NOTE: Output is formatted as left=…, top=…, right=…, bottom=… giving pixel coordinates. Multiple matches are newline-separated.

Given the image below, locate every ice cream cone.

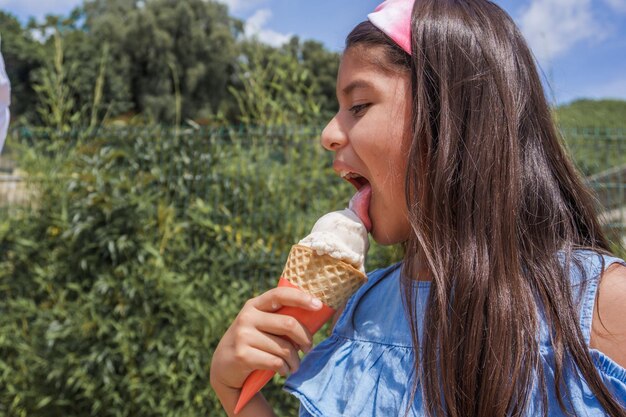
left=233, top=245, right=367, bottom=414
left=282, top=245, right=367, bottom=309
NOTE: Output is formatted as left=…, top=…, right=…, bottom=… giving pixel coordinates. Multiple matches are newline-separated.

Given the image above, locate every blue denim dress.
left=284, top=250, right=626, bottom=416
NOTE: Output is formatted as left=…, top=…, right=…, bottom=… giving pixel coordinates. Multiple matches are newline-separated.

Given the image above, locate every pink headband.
left=367, top=0, right=415, bottom=55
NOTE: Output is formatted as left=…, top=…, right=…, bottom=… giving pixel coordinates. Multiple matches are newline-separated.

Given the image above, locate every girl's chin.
left=370, top=219, right=411, bottom=245
left=371, top=227, right=403, bottom=246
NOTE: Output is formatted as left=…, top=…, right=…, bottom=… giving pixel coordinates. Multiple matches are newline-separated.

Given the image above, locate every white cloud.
left=244, top=9, right=291, bottom=47
left=245, top=8, right=272, bottom=32
left=518, top=0, right=606, bottom=64
left=215, top=0, right=291, bottom=46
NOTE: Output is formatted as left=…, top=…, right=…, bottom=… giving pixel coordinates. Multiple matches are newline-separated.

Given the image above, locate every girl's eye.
left=348, top=103, right=370, bottom=117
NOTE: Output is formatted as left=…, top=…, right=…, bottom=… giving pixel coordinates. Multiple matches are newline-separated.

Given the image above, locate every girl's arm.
left=590, top=263, right=626, bottom=368
left=210, top=287, right=322, bottom=416
left=210, top=383, right=277, bottom=417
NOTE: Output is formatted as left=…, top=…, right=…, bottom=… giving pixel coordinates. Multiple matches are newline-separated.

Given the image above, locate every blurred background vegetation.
left=0, top=0, right=339, bottom=128
left=0, top=0, right=625, bottom=416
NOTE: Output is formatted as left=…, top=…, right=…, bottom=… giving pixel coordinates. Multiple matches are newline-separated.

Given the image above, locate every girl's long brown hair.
left=347, top=1, right=626, bottom=416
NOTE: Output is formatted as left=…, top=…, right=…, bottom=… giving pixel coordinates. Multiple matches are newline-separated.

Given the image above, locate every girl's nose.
left=321, top=115, right=347, bottom=151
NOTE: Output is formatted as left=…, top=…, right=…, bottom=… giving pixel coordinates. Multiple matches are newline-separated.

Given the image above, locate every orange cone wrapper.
left=234, top=278, right=335, bottom=414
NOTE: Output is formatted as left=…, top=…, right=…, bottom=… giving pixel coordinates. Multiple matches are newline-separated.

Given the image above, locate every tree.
left=24, top=9, right=133, bottom=127
left=81, top=0, right=241, bottom=124
left=31, top=29, right=82, bottom=132
left=1, top=0, right=342, bottom=126
left=228, top=37, right=339, bottom=126
left=284, top=37, right=340, bottom=118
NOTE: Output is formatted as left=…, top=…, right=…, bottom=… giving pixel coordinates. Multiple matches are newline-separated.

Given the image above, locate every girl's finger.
left=252, top=287, right=323, bottom=312
left=248, top=332, right=301, bottom=374
left=253, top=310, right=314, bottom=351
left=235, top=346, right=290, bottom=376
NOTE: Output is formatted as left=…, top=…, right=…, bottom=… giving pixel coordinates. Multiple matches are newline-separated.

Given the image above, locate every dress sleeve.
left=579, top=254, right=626, bottom=397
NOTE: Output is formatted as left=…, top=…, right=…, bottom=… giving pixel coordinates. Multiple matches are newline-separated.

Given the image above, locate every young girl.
left=210, top=0, right=626, bottom=415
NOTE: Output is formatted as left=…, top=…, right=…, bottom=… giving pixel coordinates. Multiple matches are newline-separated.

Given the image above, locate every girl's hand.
left=210, top=287, right=323, bottom=391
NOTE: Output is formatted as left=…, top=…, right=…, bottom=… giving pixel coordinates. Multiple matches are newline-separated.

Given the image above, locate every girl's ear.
left=590, top=263, right=626, bottom=368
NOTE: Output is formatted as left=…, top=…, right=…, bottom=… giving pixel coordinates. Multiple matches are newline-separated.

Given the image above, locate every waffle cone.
left=281, top=244, right=367, bottom=309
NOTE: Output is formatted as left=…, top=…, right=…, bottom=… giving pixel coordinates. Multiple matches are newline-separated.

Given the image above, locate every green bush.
left=0, top=127, right=400, bottom=416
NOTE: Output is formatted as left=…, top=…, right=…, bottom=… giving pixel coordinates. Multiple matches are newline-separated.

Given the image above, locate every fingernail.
left=311, top=298, right=323, bottom=308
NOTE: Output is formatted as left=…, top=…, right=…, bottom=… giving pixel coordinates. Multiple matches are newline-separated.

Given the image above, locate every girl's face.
left=321, top=47, right=412, bottom=245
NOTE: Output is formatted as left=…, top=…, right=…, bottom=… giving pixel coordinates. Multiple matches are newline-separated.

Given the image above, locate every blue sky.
left=1, top=0, right=625, bottom=105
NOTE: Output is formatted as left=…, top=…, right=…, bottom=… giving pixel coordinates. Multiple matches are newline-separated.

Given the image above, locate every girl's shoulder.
left=569, top=249, right=626, bottom=381
left=562, top=249, right=626, bottom=344
left=562, top=248, right=624, bottom=285
left=531, top=249, right=626, bottom=416
left=590, top=259, right=626, bottom=359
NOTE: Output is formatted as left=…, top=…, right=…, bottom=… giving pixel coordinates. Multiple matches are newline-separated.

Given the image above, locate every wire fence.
left=1, top=126, right=626, bottom=249
left=0, top=126, right=357, bottom=286
left=564, top=128, right=626, bottom=247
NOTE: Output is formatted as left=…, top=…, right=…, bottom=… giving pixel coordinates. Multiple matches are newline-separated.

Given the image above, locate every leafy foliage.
left=32, top=30, right=82, bottom=132
left=0, top=127, right=400, bottom=416
left=230, top=41, right=322, bottom=126
left=553, top=100, right=626, bottom=177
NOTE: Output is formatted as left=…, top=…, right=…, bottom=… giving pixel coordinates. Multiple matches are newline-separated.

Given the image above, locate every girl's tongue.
left=349, top=183, right=372, bottom=232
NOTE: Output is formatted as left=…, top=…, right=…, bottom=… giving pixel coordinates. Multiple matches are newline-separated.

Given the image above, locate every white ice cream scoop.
left=298, top=208, right=370, bottom=273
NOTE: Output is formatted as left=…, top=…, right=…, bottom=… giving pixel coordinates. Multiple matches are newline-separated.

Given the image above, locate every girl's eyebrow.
left=341, top=79, right=374, bottom=97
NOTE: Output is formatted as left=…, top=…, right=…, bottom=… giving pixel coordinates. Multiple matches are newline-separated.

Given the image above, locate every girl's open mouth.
left=343, top=172, right=370, bottom=191
left=342, top=172, right=372, bottom=232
